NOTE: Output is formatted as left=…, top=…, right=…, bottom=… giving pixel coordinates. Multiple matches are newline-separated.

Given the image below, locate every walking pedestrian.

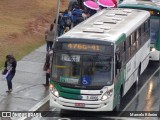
left=43, top=50, right=52, bottom=87
left=63, top=9, right=72, bottom=29
left=68, top=0, right=78, bottom=11
left=71, top=5, right=83, bottom=26
left=45, top=24, right=55, bottom=51
left=2, top=55, right=17, bottom=92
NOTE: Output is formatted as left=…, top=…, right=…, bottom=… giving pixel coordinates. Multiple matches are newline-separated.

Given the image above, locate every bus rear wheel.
left=135, top=66, right=141, bottom=86
left=135, top=73, right=139, bottom=86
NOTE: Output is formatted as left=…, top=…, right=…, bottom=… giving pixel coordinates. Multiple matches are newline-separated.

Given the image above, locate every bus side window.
left=145, top=20, right=149, bottom=30
left=141, top=23, right=145, bottom=45
left=136, top=29, right=140, bottom=49
left=138, top=27, right=141, bottom=47
left=121, top=41, right=126, bottom=65
left=128, top=37, right=132, bottom=58
left=144, top=20, right=149, bottom=42
left=126, top=37, right=130, bottom=61
left=146, top=19, right=150, bottom=40
left=148, top=19, right=150, bottom=28
left=118, top=42, right=126, bottom=66
left=136, top=29, right=139, bottom=40
left=115, top=51, right=122, bottom=70
left=131, top=32, right=137, bottom=55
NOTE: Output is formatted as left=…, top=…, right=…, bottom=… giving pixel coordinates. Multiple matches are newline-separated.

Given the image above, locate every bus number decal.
left=67, top=43, right=101, bottom=51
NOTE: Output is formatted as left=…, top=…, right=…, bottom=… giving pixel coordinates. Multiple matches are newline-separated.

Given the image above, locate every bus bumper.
left=50, top=93, right=113, bottom=111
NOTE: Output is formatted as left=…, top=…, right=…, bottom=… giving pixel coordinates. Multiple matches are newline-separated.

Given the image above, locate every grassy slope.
left=0, top=0, right=69, bottom=68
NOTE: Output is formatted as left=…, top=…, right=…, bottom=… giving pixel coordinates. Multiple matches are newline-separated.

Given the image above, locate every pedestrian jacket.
left=72, top=8, right=83, bottom=23
left=45, top=28, right=55, bottom=42
left=4, top=60, right=17, bottom=74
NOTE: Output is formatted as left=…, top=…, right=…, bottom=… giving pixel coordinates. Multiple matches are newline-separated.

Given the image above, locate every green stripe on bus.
left=50, top=80, right=81, bottom=95
left=61, top=87, right=81, bottom=94
left=115, top=33, right=126, bottom=45
left=60, top=92, right=80, bottom=99
left=50, top=80, right=61, bottom=91
left=113, top=66, right=126, bottom=108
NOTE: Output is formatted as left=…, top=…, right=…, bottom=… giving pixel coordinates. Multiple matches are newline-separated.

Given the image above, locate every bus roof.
left=118, top=0, right=160, bottom=11
left=59, top=8, right=150, bottom=43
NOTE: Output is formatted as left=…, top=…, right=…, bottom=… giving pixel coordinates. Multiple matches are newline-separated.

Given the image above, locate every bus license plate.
left=87, top=95, right=98, bottom=100
left=75, top=103, right=85, bottom=107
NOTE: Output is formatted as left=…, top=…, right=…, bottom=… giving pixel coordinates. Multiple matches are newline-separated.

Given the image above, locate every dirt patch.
left=24, top=0, right=69, bottom=34
left=0, top=0, right=69, bottom=68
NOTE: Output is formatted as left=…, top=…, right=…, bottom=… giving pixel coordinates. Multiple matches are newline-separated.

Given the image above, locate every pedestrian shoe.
left=6, top=89, right=12, bottom=92
left=43, top=84, right=49, bottom=87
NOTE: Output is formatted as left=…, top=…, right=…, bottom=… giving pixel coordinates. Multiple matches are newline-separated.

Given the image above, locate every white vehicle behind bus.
left=118, top=0, right=160, bottom=61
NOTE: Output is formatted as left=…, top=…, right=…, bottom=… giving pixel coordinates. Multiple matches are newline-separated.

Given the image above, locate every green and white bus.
left=50, top=8, right=150, bottom=111
left=118, top=0, right=160, bottom=61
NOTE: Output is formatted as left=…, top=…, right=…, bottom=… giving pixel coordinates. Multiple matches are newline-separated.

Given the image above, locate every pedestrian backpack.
left=63, top=16, right=72, bottom=26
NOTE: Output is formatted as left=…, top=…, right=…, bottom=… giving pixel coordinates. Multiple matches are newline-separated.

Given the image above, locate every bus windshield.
left=150, top=19, right=160, bottom=44
left=51, top=52, right=113, bottom=87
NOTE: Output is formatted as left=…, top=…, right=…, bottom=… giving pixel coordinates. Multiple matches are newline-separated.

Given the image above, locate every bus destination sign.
left=62, top=43, right=106, bottom=52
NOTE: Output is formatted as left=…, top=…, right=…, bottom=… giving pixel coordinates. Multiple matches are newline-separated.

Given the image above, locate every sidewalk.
left=0, top=44, right=49, bottom=111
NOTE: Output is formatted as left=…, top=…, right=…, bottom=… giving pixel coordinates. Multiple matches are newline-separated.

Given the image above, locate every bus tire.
left=135, top=72, right=139, bottom=86
left=135, top=65, right=141, bottom=86
left=60, top=109, right=67, bottom=115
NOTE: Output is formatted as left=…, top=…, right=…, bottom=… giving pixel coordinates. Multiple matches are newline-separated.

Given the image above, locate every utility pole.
left=53, top=0, right=60, bottom=45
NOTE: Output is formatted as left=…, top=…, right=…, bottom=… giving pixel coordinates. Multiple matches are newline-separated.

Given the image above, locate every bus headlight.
left=50, top=84, right=59, bottom=97
left=101, top=89, right=113, bottom=101
left=151, top=48, right=156, bottom=51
